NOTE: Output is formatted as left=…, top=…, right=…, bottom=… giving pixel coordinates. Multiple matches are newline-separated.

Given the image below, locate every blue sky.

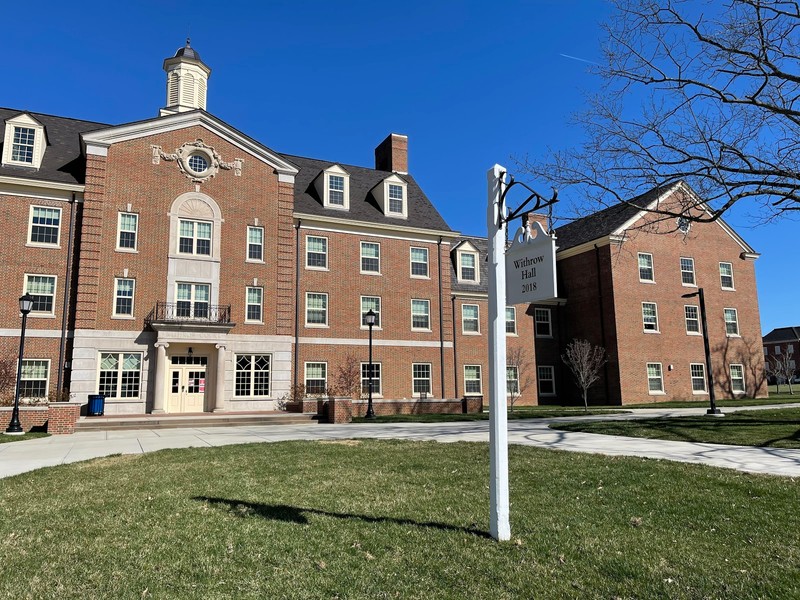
left=3, top=0, right=794, bottom=334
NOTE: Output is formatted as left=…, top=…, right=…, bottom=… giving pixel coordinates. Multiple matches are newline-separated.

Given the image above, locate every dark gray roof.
left=172, top=39, right=204, bottom=63
left=554, top=186, right=667, bottom=252
left=763, top=327, right=800, bottom=343
left=450, top=236, right=489, bottom=294
left=0, top=107, right=108, bottom=185
left=283, top=153, right=453, bottom=233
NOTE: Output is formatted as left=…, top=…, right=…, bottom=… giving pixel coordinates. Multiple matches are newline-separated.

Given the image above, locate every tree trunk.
left=583, top=388, right=588, bottom=412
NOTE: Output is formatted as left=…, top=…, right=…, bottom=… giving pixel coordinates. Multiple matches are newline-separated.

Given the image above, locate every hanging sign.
left=505, top=221, right=557, bottom=304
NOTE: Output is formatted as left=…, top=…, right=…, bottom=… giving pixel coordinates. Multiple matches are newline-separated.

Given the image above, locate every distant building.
left=762, top=327, right=799, bottom=380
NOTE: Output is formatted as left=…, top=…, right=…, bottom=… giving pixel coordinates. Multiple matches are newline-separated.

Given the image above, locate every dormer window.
left=454, top=241, right=481, bottom=284
left=388, top=184, right=404, bottom=214
left=315, top=166, right=350, bottom=210
left=2, top=114, right=46, bottom=169
left=372, top=174, right=408, bottom=218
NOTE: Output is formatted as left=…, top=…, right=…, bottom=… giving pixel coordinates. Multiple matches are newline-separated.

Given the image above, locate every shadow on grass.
left=193, top=496, right=492, bottom=539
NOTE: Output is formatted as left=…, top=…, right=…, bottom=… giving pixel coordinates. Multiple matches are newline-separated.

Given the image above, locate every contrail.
left=559, top=53, right=599, bottom=65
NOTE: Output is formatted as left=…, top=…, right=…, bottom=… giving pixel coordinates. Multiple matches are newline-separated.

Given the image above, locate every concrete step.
left=75, top=411, right=318, bottom=431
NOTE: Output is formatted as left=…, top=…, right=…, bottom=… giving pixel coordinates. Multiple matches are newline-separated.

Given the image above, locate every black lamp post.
left=5, top=293, right=34, bottom=435
left=365, top=309, right=377, bottom=419
left=682, top=288, right=722, bottom=416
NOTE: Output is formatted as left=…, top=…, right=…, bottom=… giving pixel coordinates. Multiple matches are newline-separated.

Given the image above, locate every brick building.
left=0, top=42, right=766, bottom=415
left=762, top=327, right=799, bottom=382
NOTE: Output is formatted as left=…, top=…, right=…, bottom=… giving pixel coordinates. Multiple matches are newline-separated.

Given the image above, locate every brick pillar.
left=48, top=402, right=82, bottom=435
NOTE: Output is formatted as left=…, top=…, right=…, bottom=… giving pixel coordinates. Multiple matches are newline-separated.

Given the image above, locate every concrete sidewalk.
left=1, top=405, right=799, bottom=480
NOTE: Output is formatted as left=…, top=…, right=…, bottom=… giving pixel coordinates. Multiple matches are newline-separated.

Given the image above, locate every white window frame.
left=19, top=359, right=50, bottom=400
left=719, top=262, right=735, bottom=290
left=323, top=168, right=350, bottom=210
left=2, top=115, right=45, bottom=168
left=376, top=176, right=408, bottom=218
left=245, top=286, right=263, bottom=323
left=730, top=363, right=745, bottom=393
left=537, top=365, right=556, bottom=396
left=724, top=308, right=740, bottom=337
left=647, top=362, right=665, bottom=394
left=411, top=299, right=431, bottom=331
left=305, top=292, right=328, bottom=327
left=361, top=296, right=381, bottom=329
left=462, top=304, right=480, bottom=334
left=360, top=362, right=382, bottom=397
left=775, top=345, right=781, bottom=354
left=464, top=365, right=483, bottom=396
left=28, top=206, right=62, bottom=248
left=306, top=235, right=328, bottom=270
left=116, top=212, right=139, bottom=252
left=360, top=241, right=381, bottom=274
left=410, top=247, right=429, bottom=278
left=175, top=282, right=210, bottom=319
left=680, top=257, right=696, bottom=286
left=24, top=274, right=57, bottom=317
left=412, top=363, right=432, bottom=397
left=638, top=253, right=654, bottom=282
left=234, top=354, right=272, bottom=398
left=97, top=353, right=142, bottom=400
left=387, top=183, right=405, bottom=216
left=690, top=363, right=707, bottom=393
left=304, top=362, right=328, bottom=396
left=247, top=226, right=264, bottom=262
left=178, top=219, right=212, bottom=256
left=505, top=307, right=517, bottom=335
left=506, top=365, right=520, bottom=395
left=534, top=308, right=552, bottom=337
left=113, top=278, right=135, bottom=318
left=684, top=305, right=700, bottom=335
left=642, top=302, right=659, bottom=332
left=458, top=251, right=479, bottom=283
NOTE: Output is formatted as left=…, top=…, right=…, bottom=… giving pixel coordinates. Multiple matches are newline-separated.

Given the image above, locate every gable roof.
left=285, top=153, right=452, bottom=233
left=0, top=107, right=108, bottom=185
left=450, top=235, right=489, bottom=294
left=763, top=327, right=800, bottom=343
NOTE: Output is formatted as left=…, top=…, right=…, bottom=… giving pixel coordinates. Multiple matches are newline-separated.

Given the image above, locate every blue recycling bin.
left=87, top=394, right=105, bottom=416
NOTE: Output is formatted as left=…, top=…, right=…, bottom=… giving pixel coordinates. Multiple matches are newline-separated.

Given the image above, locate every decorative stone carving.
left=149, top=139, right=243, bottom=183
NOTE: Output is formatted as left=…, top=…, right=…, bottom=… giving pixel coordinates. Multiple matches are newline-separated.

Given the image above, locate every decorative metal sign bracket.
left=497, top=171, right=558, bottom=228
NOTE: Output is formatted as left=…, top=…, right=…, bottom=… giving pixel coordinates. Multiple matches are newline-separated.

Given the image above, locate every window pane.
left=638, top=253, right=653, bottom=280
left=31, top=207, right=60, bottom=244
left=361, top=297, right=381, bottom=327
left=505, top=307, right=517, bottom=334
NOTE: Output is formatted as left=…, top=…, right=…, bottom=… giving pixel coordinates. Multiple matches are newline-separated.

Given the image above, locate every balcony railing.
left=145, top=302, right=232, bottom=326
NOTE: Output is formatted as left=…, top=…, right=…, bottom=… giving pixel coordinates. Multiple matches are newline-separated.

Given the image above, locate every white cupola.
left=160, top=39, right=211, bottom=116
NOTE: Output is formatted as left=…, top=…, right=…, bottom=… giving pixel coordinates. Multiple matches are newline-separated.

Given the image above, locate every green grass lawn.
left=355, top=406, right=625, bottom=423
left=0, top=431, right=49, bottom=444
left=623, top=392, right=800, bottom=409
left=552, top=407, right=800, bottom=449
left=1, top=441, right=798, bottom=599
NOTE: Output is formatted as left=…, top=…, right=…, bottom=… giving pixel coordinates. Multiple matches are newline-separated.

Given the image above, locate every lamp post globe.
left=365, top=309, right=377, bottom=419
left=5, top=293, right=34, bottom=435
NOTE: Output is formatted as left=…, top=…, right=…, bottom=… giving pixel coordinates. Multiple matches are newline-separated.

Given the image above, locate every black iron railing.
left=145, top=302, right=231, bottom=325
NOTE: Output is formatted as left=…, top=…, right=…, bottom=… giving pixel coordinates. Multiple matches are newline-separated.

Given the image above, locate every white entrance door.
left=167, top=356, right=208, bottom=413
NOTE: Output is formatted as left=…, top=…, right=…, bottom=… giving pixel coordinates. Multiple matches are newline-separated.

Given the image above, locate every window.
left=361, top=296, right=381, bottom=327
left=724, top=308, right=739, bottom=336
left=114, top=278, right=135, bottom=317
left=537, top=366, right=555, bottom=396
left=98, top=353, right=141, bottom=399
left=117, top=213, right=138, bottom=250
left=306, top=236, right=328, bottom=269
left=719, top=262, right=734, bottom=289
left=411, top=299, right=430, bottom=330
left=764, top=346, right=768, bottom=356
left=12, top=126, right=35, bottom=163
left=642, top=302, right=659, bottom=332
left=361, top=362, right=382, bottom=396
left=534, top=308, right=552, bottom=337
left=789, top=344, right=795, bottom=354
left=775, top=345, right=781, bottom=354
left=246, top=287, right=263, bottom=323
left=507, top=366, right=520, bottom=395
left=684, top=305, right=700, bottom=334
left=25, top=275, right=56, bottom=315
left=647, top=363, right=664, bottom=393
left=187, top=154, right=209, bottom=174
left=306, top=292, right=328, bottom=326
left=176, top=283, right=210, bottom=319
left=235, top=354, right=271, bottom=397
left=388, top=184, right=404, bottom=214
left=680, top=257, right=696, bottom=286
left=361, top=242, right=380, bottom=273
left=328, top=174, right=345, bottom=206
left=322, top=169, right=350, bottom=209
left=638, top=253, right=654, bottom=282
left=690, top=363, right=707, bottom=393
left=505, top=307, right=517, bottom=335
left=464, top=365, right=482, bottom=395
left=247, top=226, right=264, bottom=261
left=29, top=206, right=61, bottom=246
left=410, top=247, right=429, bottom=278
left=460, top=252, right=477, bottom=281
left=412, top=363, right=432, bottom=396
left=19, top=359, right=49, bottom=399
left=178, top=219, right=212, bottom=255
left=730, top=364, right=745, bottom=393
left=462, top=304, right=479, bottom=333
left=304, top=362, right=327, bottom=395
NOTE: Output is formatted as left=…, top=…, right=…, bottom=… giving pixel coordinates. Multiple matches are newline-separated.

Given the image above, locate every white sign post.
left=487, top=164, right=510, bottom=541
left=505, top=221, right=558, bottom=305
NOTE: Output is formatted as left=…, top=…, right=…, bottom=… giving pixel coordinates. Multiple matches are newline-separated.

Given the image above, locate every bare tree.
left=0, top=356, right=17, bottom=406
left=328, top=353, right=362, bottom=399
left=522, top=0, right=800, bottom=223
left=767, top=349, right=795, bottom=394
left=506, top=346, right=534, bottom=413
left=562, top=339, right=607, bottom=411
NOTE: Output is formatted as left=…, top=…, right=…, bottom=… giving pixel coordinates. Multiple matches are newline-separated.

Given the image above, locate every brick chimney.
left=375, top=133, right=408, bottom=174
left=523, top=212, right=550, bottom=234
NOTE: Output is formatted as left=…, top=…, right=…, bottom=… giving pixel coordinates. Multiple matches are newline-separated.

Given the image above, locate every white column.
left=152, top=342, right=169, bottom=414
left=487, top=164, right=510, bottom=541
left=213, top=344, right=226, bottom=412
